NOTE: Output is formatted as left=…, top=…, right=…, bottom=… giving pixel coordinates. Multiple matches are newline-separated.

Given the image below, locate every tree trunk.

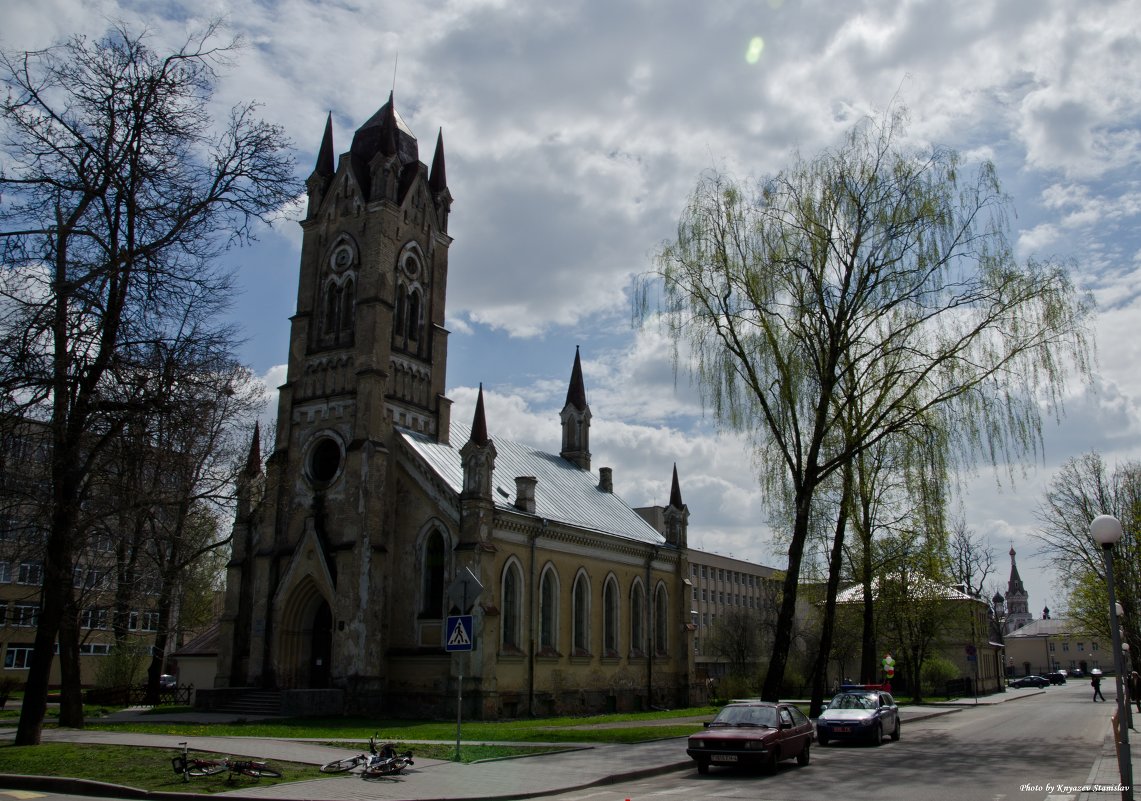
left=809, top=472, right=851, bottom=717
left=57, top=591, right=84, bottom=728
left=760, top=484, right=815, bottom=701
left=15, top=499, right=77, bottom=744
left=860, top=544, right=877, bottom=683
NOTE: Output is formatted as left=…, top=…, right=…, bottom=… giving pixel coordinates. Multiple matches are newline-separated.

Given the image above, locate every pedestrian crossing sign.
left=446, top=615, right=474, bottom=651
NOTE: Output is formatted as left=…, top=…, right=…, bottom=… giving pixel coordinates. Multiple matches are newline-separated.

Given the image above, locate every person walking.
left=1129, top=671, right=1141, bottom=713
left=1092, top=672, right=1106, bottom=702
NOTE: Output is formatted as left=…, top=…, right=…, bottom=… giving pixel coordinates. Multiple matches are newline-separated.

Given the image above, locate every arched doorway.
left=309, top=600, right=333, bottom=688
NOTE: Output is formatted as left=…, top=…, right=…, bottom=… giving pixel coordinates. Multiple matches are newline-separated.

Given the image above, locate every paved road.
left=1, top=685, right=1136, bottom=801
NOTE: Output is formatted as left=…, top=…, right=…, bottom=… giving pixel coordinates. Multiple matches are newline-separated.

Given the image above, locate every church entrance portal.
left=309, top=600, right=332, bottom=688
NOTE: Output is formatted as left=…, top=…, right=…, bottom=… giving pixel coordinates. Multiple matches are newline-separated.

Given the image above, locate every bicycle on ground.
left=172, top=742, right=283, bottom=782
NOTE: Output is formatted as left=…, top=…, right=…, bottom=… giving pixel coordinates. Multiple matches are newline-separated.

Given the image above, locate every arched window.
left=572, top=571, right=590, bottom=656
left=502, top=560, right=523, bottom=651
left=630, top=581, right=645, bottom=657
left=406, top=289, right=421, bottom=342
left=603, top=576, right=619, bottom=657
left=324, top=283, right=340, bottom=336
left=539, top=566, right=559, bottom=653
left=420, top=531, right=446, bottom=618
left=394, top=284, right=407, bottom=337
left=341, top=278, right=355, bottom=333
left=654, top=583, right=668, bottom=655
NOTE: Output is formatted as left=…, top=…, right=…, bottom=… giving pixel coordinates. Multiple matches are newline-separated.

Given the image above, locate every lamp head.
left=1090, top=514, right=1124, bottom=547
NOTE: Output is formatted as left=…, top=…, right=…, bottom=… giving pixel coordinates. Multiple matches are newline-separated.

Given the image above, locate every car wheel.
left=870, top=723, right=883, bottom=747
left=890, top=719, right=901, bottom=742
left=763, top=747, right=780, bottom=774
left=818, top=733, right=830, bottom=747
left=797, top=741, right=810, bottom=766
left=697, top=759, right=709, bottom=775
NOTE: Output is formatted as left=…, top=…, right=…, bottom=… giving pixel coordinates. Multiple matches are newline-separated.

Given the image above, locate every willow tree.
left=0, top=25, right=296, bottom=743
left=638, top=106, right=1093, bottom=701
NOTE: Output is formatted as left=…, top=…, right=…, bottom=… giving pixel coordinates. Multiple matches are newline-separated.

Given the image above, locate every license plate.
left=834, top=726, right=850, bottom=733
left=711, top=755, right=738, bottom=763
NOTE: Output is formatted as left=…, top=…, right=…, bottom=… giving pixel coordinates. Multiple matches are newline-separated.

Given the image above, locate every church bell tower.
left=218, top=93, right=454, bottom=694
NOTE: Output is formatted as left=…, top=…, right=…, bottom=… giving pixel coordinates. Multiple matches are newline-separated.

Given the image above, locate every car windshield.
left=710, top=706, right=778, bottom=727
left=829, top=694, right=875, bottom=710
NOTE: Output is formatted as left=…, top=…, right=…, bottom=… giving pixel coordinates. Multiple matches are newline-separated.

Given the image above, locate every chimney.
left=514, top=476, right=537, bottom=513
left=598, top=467, right=613, bottom=493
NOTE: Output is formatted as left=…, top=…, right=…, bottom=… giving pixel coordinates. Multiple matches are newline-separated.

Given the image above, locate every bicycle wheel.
left=188, top=761, right=227, bottom=777
left=241, top=763, right=283, bottom=779
left=320, top=756, right=361, bottom=773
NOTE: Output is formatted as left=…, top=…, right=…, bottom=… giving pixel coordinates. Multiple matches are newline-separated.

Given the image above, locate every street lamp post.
left=1090, top=514, right=1134, bottom=801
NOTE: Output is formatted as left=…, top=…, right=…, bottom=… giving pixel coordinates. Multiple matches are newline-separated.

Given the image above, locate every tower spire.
left=560, top=347, right=591, bottom=470
left=314, top=113, right=335, bottom=178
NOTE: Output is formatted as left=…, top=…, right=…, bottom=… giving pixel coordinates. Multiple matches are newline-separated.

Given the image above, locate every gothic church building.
left=215, top=96, right=697, bottom=718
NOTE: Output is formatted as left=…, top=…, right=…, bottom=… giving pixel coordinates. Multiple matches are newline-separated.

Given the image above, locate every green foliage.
left=921, top=655, right=960, bottom=695
left=93, top=643, right=148, bottom=689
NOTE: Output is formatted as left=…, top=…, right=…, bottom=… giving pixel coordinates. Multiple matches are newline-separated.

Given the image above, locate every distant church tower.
left=1004, top=546, right=1032, bottom=634
left=217, top=94, right=453, bottom=692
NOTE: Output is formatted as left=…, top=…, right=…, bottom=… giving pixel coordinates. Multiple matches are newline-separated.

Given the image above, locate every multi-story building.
left=0, top=418, right=171, bottom=688
left=1004, top=616, right=1103, bottom=676
left=684, top=550, right=780, bottom=683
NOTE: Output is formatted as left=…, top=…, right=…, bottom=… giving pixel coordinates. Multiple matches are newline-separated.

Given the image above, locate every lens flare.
left=746, top=36, right=765, bottom=64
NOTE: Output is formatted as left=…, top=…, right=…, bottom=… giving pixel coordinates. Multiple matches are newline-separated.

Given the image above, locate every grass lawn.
left=0, top=705, right=716, bottom=793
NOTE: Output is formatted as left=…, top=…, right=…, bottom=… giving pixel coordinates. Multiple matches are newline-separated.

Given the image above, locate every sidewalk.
left=0, top=693, right=1048, bottom=801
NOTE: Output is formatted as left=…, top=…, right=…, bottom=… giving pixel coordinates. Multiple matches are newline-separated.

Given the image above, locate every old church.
left=214, top=95, right=697, bottom=718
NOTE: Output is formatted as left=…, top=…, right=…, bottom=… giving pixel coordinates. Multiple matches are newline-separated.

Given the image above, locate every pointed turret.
left=429, top=128, right=447, bottom=193
left=245, top=421, right=262, bottom=476
left=470, top=383, right=489, bottom=446
left=565, top=347, right=587, bottom=411
left=560, top=347, right=591, bottom=470
left=315, top=113, right=335, bottom=179
left=669, top=463, right=684, bottom=509
left=305, top=113, right=336, bottom=218
left=429, top=127, right=453, bottom=233
left=663, top=463, right=689, bottom=548
left=1003, top=545, right=1032, bottom=634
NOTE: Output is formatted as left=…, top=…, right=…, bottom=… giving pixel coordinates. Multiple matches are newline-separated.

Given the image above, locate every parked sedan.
left=1009, top=674, right=1050, bottom=688
left=687, top=702, right=814, bottom=774
left=815, top=688, right=900, bottom=746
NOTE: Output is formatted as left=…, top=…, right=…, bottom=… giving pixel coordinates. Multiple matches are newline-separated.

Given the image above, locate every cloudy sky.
left=6, top=0, right=1140, bottom=621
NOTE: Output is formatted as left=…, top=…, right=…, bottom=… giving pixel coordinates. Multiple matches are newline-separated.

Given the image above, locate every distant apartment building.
left=0, top=417, right=169, bottom=687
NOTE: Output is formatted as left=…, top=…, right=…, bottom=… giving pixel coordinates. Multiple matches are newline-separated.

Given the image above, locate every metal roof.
left=398, top=424, right=667, bottom=547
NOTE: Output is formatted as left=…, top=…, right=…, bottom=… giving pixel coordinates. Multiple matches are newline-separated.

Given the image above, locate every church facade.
left=214, top=96, right=697, bottom=718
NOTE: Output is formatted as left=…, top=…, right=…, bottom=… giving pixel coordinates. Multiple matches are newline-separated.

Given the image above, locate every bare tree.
left=638, top=106, right=1092, bottom=700
left=948, top=517, right=994, bottom=599
left=705, top=606, right=766, bottom=683
left=1033, top=453, right=1140, bottom=669
left=0, top=24, right=296, bottom=744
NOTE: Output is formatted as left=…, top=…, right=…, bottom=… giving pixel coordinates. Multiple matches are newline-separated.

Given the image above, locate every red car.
left=687, top=701, right=814, bottom=774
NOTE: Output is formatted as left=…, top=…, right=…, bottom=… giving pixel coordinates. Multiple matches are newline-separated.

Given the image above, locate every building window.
left=603, top=577, right=619, bottom=657
left=572, top=572, right=590, bottom=656
left=631, top=582, right=645, bottom=656
left=17, top=561, right=42, bottom=585
left=0, top=562, right=10, bottom=583
left=420, top=531, right=447, bottom=618
left=11, top=604, right=38, bottom=627
left=4, top=644, right=34, bottom=669
left=1093, top=641, right=1100, bottom=651
left=653, top=584, right=668, bottom=656
left=501, top=561, right=523, bottom=651
left=692, top=586, right=697, bottom=601
left=81, top=608, right=108, bottom=630
left=1062, top=642, right=1069, bottom=652
left=1077, top=642, right=1084, bottom=652
left=540, top=567, right=559, bottom=652
left=1049, top=642, right=1055, bottom=652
